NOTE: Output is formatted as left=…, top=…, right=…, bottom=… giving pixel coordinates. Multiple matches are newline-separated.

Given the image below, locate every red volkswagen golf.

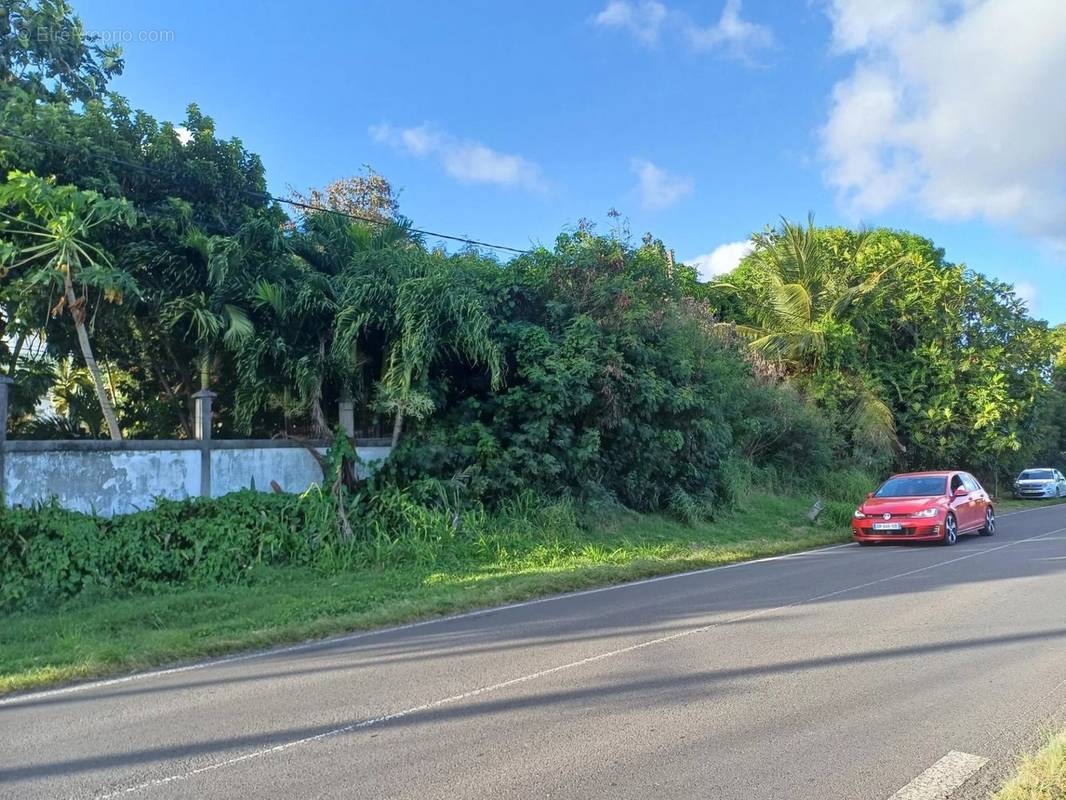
left=852, top=471, right=995, bottom=546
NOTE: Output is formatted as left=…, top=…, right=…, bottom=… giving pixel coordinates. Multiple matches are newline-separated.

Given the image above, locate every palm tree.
left=715, top=215, right=897, bottom=449
left=161, top=226, right=254, bottom=393
left=335, top=244, right=503, bottom=448
left=248, top=213, right=405, bottom=439
left=0, top=172, right=135, bottom=440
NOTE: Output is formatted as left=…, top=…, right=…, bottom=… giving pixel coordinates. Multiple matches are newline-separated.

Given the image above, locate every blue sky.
left=76, top=0, right=1065, bottom=323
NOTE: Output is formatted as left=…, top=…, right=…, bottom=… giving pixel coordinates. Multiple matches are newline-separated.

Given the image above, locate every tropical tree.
left=713, top=216, right=897, bottom=452
left=160, top=226, right=254, bottom=391
left=288, top=170, right=399, bottom=223
left=0, top=0, right=122, bottom=103
left=0, top=171, right=135, bottom=439
left=335, top=245, right=504, bottom=448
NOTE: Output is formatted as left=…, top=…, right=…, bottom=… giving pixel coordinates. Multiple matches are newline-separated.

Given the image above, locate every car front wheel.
left=942, top=513, right=958, bottom=545
left=980, top=507, right=995, bottom=536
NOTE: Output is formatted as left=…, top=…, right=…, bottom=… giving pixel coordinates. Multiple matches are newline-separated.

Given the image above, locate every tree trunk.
left=65, top=279, right=122, bottom=440
left=310, top=336, right=330, bottom=440
left=390, top=408, right=404, bottom=449
left=311, top=395, right=330, bottom=439
left=8, top=331, right=26, bottom=375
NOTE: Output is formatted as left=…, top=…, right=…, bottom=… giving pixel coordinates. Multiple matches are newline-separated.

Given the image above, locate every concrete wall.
left=5, top=447, right=200, bottom=516
left=209, top=445, right=392, bottom=496
left=2, top=440, right=391, bottom=517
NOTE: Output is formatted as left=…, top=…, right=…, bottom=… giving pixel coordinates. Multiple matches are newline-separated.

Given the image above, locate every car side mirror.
left=866, top=492, right=874, bottom=499
left=953, top=486, right=969, bottom=497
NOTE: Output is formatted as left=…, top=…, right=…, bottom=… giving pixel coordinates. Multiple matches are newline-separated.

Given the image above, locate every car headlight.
left=853, top=509, right=867, bottom=519
left=910, top=507, right=941, bottom=518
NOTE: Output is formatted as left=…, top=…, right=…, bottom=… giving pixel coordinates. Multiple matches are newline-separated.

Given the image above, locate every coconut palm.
left=0, top=171, right=135, bottom=439
left=715, top=216, right=897, bottom=449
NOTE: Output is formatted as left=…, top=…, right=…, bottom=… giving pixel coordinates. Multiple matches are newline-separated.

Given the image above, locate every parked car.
left=1012, top=468, right=1066, bottom=499
left=852, top=471, right=994, bottom=546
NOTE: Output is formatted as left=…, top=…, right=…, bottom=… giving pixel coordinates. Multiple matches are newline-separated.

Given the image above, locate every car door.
left=962, top=474, right=987, bottom=528
left=1058, top=471, right=1066, bottom=497
left=949, top=474, right=973, bottom=529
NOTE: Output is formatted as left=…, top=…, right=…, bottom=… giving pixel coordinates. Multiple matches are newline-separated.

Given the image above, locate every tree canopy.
left=0, top=0, right=1061, bottom=514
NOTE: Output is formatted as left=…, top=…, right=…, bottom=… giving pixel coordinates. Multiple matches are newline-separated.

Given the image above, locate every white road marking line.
left=85, top=526, right=1065, bottom=799
left=2, top=505, right=1060, bottom=708
left=888, top=751, right=988, bottom=800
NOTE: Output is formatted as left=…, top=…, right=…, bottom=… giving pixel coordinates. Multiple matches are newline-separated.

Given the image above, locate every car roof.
left=887, top=471, right=955, bottom=478
left=1019, top=467, right=1056, bottom=472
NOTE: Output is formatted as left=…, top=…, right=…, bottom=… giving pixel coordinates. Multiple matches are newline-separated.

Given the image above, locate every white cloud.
left=684, top=0, right=774, bottom=57
left=1014, top=281, right=1038, bottom=311
left=592, top=0, right=667, bottom=45
left=687, top=240, right=754, bottom=281
left=825, top=0, right=939, bottom=51
left=820, top=0, right=1066, bottom=249
left=173, top=125, right=193, bottom=145
left=630, top=158, right=693, bottom=210
left=592, top=0, right=772, bottom=61
left=370, top=123, right=545, bottom=191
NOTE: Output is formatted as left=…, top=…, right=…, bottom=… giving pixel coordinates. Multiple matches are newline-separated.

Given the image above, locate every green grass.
left=992, top=730, right=1066, bottom=800
left=0, top=491, right=845, bottom=695
left=995, top=496, right=1066, bottom=515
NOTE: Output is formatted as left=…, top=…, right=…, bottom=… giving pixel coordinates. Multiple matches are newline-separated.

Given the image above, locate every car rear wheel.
left=942, top=513, right=958, bottom=545
left=979, top=507, right=995, bottom=536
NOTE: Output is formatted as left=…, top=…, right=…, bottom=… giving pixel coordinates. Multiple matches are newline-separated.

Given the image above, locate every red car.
left=852, top=471, right=995, bottom=546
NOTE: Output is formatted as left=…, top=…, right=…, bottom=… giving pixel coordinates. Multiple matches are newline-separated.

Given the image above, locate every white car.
left=1013, top=468, right=1066, bottom=499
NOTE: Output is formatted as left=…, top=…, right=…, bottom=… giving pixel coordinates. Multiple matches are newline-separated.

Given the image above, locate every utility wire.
left=0, top=128, right=532, bottom=255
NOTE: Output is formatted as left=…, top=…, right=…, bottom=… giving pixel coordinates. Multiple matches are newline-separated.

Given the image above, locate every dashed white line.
left=87, top=526, right=1064, bottom=798
left=888, top=751, right=988, bottom=800
left=2, top=503, right=1060, bottom=709
left=1, top=543, right=858, bottom=708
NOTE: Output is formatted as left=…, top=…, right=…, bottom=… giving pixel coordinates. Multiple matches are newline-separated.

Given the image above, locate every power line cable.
left=0, top=128, right=532, bottom=255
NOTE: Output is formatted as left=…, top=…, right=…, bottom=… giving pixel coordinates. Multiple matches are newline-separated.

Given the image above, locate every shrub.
left=0, top=491, right=328, bottom=609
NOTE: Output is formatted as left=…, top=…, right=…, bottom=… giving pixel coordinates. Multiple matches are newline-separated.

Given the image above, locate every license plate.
left=872, top=522, right=902, bottom=531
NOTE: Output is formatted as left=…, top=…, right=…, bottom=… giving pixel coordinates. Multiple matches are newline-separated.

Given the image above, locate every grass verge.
left=995, top=497, right=1066, bottom=515
left=0, top=491, right=844, bottom=695
left=992, top=730, right=1066, bottom=800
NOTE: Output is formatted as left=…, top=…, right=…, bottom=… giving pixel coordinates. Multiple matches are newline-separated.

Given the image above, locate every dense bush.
left=0, top=485, right=597, bottom=610
left=389, top=232, right=833, bottom=515
left=0, top=492, right=317, bottom=608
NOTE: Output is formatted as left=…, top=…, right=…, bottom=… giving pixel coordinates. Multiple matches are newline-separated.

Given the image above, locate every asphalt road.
left=3, top=504, right=1066, bottom=800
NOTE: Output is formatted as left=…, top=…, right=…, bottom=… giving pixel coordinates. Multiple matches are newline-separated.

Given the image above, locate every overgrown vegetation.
left=0, top=1, right=1061, bottom=492
left=0, top=488, right=850, bottom=694
left=992, top=729, right=1066, bottom=800
left=0, top=0, right=1064, bottom=689
left=0, top=460, right=869, bottom=613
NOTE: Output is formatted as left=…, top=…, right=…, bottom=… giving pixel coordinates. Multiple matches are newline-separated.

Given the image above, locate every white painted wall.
left=3, top=444, right=391, bottom=516
left=4, top=449, right=199, bottom=516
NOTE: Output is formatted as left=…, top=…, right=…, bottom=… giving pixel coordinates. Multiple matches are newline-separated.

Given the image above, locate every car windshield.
left=874, top=476, right=947, bottom=498
left=1019, top=470, right=1055, bottom=481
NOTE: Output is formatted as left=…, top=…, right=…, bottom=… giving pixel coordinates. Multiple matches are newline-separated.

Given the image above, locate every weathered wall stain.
left=4, top=445, right=390, bottom=516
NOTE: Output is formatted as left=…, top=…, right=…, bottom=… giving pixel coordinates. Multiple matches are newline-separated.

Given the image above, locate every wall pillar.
left=192, top=390, right=216, bottom=498
left=338, top=399, right=355, bottom=438
left=0, top=376, right=10, bottom=503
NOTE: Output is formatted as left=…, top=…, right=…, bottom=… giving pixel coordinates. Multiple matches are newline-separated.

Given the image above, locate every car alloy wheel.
left=980, top=508, right=995, bottom=536
left=942, top=514, right=958, bottom=545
